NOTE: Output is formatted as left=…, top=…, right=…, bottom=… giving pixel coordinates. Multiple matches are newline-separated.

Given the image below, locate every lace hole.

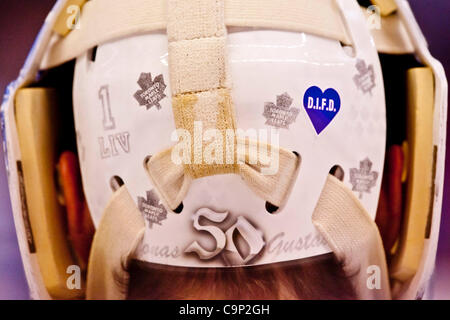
left=265, top=202, right=279, bottom=214
left=143, top=155, right=152, bottom=169
left=173, top=202, right=184, bottom=214
left=110, top=175, right=124, bottom=192
left=329, top=165, right=345, bottom=181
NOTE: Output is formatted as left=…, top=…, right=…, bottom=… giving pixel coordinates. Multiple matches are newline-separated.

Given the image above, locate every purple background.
left=0, top=1, right=448, bottom=299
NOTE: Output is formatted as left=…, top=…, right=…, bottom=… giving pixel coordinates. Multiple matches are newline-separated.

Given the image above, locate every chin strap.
left=312, top=175, right=391, bottom=300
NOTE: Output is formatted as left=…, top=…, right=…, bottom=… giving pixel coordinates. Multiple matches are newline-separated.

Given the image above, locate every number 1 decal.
left=98, top=85, right=116, bottom=130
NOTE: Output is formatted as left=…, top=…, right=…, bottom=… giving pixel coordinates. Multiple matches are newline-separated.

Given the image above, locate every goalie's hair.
left=126, top=253, right=356, bottom=300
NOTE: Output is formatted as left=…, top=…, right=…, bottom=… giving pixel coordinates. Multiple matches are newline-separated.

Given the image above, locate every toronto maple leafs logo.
left=263, top=92, right=299, bottom=129
left=349, top=158, right=379, bottom=199
left=353, top=59, right=376, bottom=95
left=138, top=190, right=167, bottom=228
left=133, top=72, right=167, bottom=110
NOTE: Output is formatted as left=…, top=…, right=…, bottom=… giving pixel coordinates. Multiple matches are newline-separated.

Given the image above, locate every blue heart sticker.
left=303, top=86, right=341, bottom=135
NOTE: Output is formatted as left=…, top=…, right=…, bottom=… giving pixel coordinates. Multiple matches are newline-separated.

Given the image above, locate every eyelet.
left=143, top=155, right=152, bottom=169
left=173, top=202, right=184, bottom=214
left=110, top=175, right=124, bottom=192
left=265, top=202, right=279, bottom=214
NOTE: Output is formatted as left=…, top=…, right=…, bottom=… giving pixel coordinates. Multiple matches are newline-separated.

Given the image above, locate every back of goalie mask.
left=2, top=0, right=447, bottom=300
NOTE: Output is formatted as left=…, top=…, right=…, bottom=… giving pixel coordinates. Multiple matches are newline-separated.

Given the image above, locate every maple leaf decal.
left=353, top=59, right=376, bottom=95
left=133, top=72, right=167, bottom=110
left=349, top=158, right=379, bottom=199
left=263, top=92, right=299, bottom=129
left=137, top=190, right=167, bottom=228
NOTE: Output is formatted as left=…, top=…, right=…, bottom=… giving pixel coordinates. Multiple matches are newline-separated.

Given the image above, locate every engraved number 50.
left=185, top=208, right=265, bottom=266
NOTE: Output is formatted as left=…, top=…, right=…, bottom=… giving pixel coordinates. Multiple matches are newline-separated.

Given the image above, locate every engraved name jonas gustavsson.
left=141, top=230, right=327, bottom=262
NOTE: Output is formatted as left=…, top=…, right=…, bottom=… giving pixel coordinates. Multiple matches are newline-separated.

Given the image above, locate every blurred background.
left=0, top=0, right=448, bottom=299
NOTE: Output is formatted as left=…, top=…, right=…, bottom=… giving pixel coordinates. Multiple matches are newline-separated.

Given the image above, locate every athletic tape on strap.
left=145, top=0, right=299, bottom=211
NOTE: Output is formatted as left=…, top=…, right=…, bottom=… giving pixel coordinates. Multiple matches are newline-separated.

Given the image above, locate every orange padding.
left=376, top=145, right=404, bottom=254
left=58, top=151, right=95, bottom=270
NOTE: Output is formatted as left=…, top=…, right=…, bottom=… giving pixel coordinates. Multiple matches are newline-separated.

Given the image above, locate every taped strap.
left=41, top=0, right=351, bottom=69
left=146, top=138, right=300, bottom=211
left=166, top=0, right=237, bottom=180
left=312, top=175, right=391, bottom=300
left=146, top=1, right=300, bottom=212
left=86, top=186, right=145, bottom=300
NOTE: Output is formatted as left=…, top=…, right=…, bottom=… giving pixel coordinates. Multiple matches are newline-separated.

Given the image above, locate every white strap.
left=312, top=175, right=391, bottom=300
left=86, top=186, right=145, bottom=300
left=41, top=0, right=352, bottom=69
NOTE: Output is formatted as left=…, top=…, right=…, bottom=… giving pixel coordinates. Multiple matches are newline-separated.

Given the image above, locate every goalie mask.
left=1, top=0, right=447, bottom=300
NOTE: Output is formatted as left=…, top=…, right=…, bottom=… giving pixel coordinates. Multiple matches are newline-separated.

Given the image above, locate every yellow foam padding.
left=390, top=68, right=434, bottom=282
left=53, top=0, right=87, bottom=36
left=371, top=0, right=397, bottom=16
left=15, top=88, right=83, bottom=299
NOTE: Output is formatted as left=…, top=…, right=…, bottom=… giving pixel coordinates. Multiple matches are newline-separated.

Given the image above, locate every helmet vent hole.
left=329, top=165, right=344, bottom=181
left=110, top=175, right=124, bottom=192
left=90, top=46, right=98, bottom=62
left=143, top=155, right=152, bottom=169
left=340, top=42, right=356, bottom=58
left=173, top=202, right=184, bottom=214
left=265, top=202, right=279, bottom=214
left=357, top=0, right=372, bottom=7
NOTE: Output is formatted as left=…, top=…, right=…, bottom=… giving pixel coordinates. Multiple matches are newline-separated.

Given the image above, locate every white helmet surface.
left=73, top=13, right=386, bottom=267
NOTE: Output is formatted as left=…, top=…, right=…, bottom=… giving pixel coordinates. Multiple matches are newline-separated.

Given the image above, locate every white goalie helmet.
left=2, top=0, right=447, bottom=300
left=72, top=1, right=386, bottom=266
